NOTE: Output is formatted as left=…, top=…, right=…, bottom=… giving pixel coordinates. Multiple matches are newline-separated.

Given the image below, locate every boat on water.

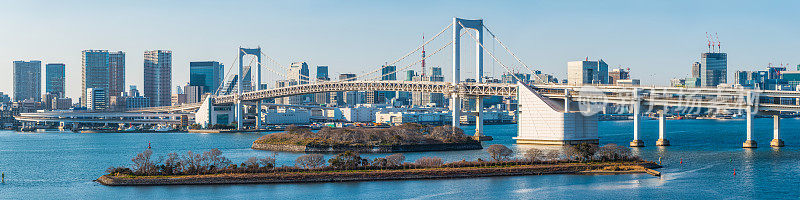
left=123, top=125, right=140, bottom=132
left=150, top=124, right=174, bottom=132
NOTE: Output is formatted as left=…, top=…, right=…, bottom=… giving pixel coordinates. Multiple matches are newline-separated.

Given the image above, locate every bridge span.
left=30, top=17, right=800, bottom=149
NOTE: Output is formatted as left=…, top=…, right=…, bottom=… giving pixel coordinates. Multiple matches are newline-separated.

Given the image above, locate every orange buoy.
left=733, top=169, right=736, bottom=176
left=680, top=159, right=682, bottom=164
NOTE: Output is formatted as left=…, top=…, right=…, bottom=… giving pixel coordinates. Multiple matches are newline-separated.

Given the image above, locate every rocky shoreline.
left=251, top=142, right=483, bottom=153
left=96, top=162, right=661, bottom=186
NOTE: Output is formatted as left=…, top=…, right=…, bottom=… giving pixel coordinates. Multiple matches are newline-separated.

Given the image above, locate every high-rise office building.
left=108, top=51, right=125, bottom=98
left=691, top=62, right=701, bottom=78
left=373, top=65, right=397, bottom=103
left=315, top=66, right=330, bottom=105
left=240, top=65, right=253, bottom=92
left=189, top=61, right=224, bottom=94
left=700, top=53, right=727, bottom=87
left=144, top=50, right=172, bottom=107
left=290, top=62, right=310, bottom=84
left=405, top=70, right=415, bottom=81
left=316, top=66, right=329, bottom=81
left=287, top=62, right=310, bottom=103
left=275, top=80, right=300, bottom=105
left=128, top=85, right=140, bottom=97
left=501, top=73, right=531, bottom=84
left=336, top=74, right=358, bottom=106
left=45, top=63, right=65, bottom=97
left=13, top=60, right=42, bottom=102
left=412, top=67, right=445, bottom=107
left=567, top=59, right=609, bottom=85
left=81, top=50, right=110, bottom=107
left=184, top=85, right=205, bottom=104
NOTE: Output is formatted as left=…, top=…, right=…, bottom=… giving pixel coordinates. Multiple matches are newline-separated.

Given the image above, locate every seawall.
left=97, top=162, right=660, bottom=186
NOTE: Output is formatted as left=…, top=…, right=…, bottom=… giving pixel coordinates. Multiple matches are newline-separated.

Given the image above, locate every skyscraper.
left=13, top=60, right=42, bottom=102
left=700, top=53, right=727, bottom=87
left=315, top=66, right=330, bottom=105
left=240, top=65, right=253, bottom=92
left=290, top=62, right=310, bottom=84
left=81, top=50, right=111, bottom=107
left=184, top=85, right=205, bottom=104
left=144, top=50, right=172, bottom=107
left=45, top=63, right=65, bottom=97
left=412, top=67, right=445, bottom=107
left=691, top=62, right=701, bottom=78
left=316, top=66, right=329, bottom=81
left=108, top=51, right=126, bottom=98
left=189, top=61, right=224, bottom=94
left=287, top=62, right=310, bottom=103
left=375, top=65, right=397, bottom=102
left=337, top=74, right=358, bottom=106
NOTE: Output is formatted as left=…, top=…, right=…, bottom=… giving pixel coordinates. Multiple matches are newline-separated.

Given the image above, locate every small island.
left=251, top=124, right=483, bottom=153
left=97, top=143, right=661, bottom=186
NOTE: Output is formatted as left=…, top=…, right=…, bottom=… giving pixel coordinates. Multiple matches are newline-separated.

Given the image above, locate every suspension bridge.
left=20, top=18, right=800, bottom=148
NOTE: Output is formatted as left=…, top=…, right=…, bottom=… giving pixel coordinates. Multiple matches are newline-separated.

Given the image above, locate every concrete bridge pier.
left=743, top=106, right=757, bottom=148
left=656, top=110, right=670, bottom=146
left=474, top=96, right=483, bottom=136
left=771, top=115, right=785, bottom=147
left=630, top=88, right=644, bottom=147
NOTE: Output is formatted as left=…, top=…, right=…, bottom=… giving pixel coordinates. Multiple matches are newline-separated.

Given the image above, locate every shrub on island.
left=254, top=124, right=477, bottom=147
left=106, top=144, right=640, bottom=177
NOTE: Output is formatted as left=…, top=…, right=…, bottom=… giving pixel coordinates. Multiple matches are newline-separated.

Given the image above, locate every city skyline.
left=2, top=0, right=799, bottom=100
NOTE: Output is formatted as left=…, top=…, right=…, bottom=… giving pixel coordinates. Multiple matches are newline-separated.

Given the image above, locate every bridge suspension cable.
left=339, top=21, right=453, bottom=82
left=365, top=30, right=468, bottom=82
left=458, top=22, right=525, bottom=84
left=256, top=50, right=318, bottom=83
left=459, top=21, right=559, bottom=132
left=237, top=48, right=299, bottom=82
left=483, top=25, right=546, bottom=84
left=213, top=52, right=241, bottom=96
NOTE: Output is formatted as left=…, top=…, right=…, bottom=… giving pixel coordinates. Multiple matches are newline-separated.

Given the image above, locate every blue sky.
left=1, top=0, right=798, bottom=99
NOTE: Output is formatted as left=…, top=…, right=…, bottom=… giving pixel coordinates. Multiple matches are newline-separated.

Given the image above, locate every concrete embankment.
left=251, top=142, right=483, bottom=153
left=96, top=162, right=660, bottom=186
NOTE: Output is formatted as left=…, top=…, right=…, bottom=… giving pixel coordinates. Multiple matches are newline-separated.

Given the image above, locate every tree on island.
left=328, top=151, right=369, bottom=169
left=385, top=153, right=405, bottom=166
left=524, top=148, right=544, bottom=161
left=415, top=157, right=443, bottom=167
left=563, top=143, right=598, bottom=162
left=296, top=154, right=326, bottom=169
left=486, top=144, right=514, bottom=161
left=131, top=149, right=158, bottom=175
left=594, top=144, right=634, bottom=161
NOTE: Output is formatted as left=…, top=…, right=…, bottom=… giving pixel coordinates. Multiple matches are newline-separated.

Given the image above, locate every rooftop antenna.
left=715, top=32, right=720, bottom=53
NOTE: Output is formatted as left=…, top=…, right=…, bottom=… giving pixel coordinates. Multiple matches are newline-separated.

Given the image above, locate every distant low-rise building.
left=567, top=59, right=609, bottom=85
left=616, top=79, right=641, bottom=86
left=125, top=96, right=150, bottom=110
left=261, top=108, right=311, bottom=124
left=53, top=98, right=72, bottom=110
left=86, top=88, right=107, bottom=110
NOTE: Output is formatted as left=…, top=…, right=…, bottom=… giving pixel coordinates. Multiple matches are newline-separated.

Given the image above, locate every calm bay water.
left=1, top=118, right=799, bottom=199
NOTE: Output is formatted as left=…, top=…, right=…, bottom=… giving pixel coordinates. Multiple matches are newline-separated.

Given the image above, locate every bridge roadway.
left=15, top=112, right=190, bottom=125
left=139, top=80, right=800, bottom=113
